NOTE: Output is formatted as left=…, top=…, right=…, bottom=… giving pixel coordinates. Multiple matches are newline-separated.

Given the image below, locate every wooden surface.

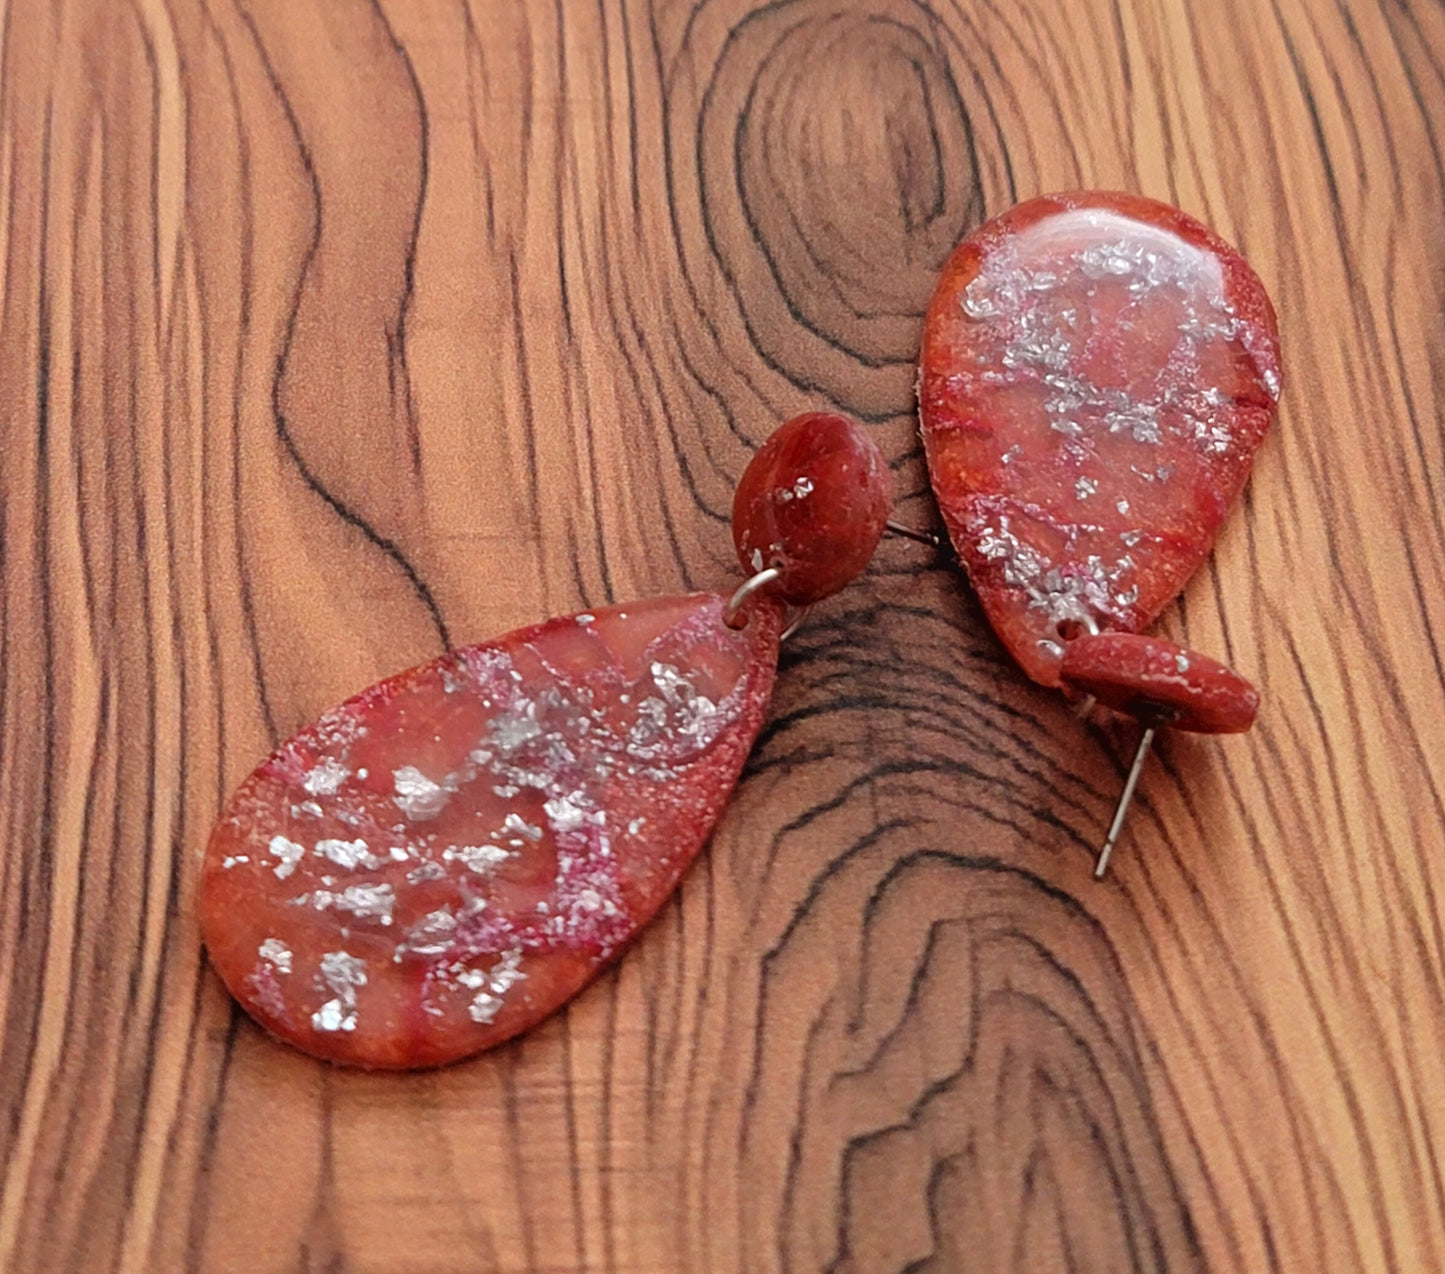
left=2, top=1, right=1443, bottom=1270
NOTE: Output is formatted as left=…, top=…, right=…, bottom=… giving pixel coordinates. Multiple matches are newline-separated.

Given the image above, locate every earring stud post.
left=885, top=520, right=947, bottom=550
left=1095, top=726, right=1155, bottom=878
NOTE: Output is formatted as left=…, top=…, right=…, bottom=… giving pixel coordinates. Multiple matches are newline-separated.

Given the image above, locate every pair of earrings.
left=201, top=191, right=1281, bottom=1069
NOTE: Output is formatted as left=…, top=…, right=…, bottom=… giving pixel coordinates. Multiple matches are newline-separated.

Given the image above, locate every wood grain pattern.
left=2, top=1, right=1443, bottom=1270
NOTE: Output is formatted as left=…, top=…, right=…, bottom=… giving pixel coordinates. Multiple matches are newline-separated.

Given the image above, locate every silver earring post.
left=1095, top=726, right=1155, bottom=878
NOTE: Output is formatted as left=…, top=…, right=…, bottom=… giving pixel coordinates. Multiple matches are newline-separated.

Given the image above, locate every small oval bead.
left=1059, top=632, right=1259, bottom=733
left=731, top=412, right=891, bottom=606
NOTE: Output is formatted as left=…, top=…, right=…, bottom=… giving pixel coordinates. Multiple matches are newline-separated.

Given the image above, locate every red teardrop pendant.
left=201, top=593, right=782, bottom=1068
left=918, top=191, right=1281, bottom=686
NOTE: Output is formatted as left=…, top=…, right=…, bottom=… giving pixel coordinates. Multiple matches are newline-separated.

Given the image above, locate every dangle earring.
left=906, top=191, right=1282, bottom=876
left=200, top=412, right=890, bottom=1069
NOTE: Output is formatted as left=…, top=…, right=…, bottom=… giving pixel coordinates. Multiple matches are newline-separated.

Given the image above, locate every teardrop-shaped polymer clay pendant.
left=918, top=191, right=1281, bottom=689
left=913, top=191, right=1282, bottom=874
left=201, top=413, right=890, bottom=1068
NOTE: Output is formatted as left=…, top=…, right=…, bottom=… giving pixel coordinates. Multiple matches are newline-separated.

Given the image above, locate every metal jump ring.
left=723, top=566, right=808, bottom=641
left=723, top=567, right=782, bottom=627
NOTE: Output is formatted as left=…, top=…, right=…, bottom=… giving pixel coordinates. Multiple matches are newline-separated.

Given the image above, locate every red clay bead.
left=919, top=192, right=1281, bottom=687
left=201, top=593, right=782, bottom=1069
left=731, top=412, right=891, bottom=606
left=1059, top=632, right=1259, bottom=733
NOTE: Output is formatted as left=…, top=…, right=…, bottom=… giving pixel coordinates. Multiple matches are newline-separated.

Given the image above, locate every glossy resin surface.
left=202, top=594, right=782, bottom=1068
left=919, top=192, right=1281, bottom=686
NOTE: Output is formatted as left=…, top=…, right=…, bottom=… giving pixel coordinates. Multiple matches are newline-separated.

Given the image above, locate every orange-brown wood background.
left=2, top=1, right=1444, bottom=1270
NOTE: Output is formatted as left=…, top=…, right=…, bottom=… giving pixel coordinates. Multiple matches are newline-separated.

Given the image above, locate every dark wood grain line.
left=237, top=1, right=451, bottom=655
left=0, top=93, right=57, bottom=1214
left=505, top=247, right=548, bottom=556
left=557, top=1010, right=593, bottom=1274
left=210, top=0, right=277, bottom=748
left=502, top=1048, right=543, bottom=1274
left=369, top=0, right=428, bottom=477
left=182, top=1001, right=242, bottom=1273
